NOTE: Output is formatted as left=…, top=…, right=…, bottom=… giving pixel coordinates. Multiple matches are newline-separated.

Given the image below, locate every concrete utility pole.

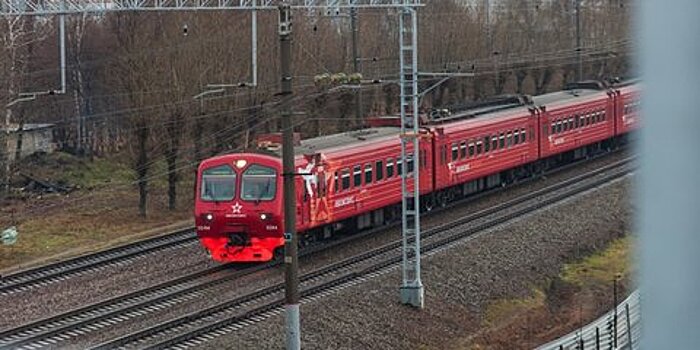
left=575, top=0, right=582, bottom=81
left=350, top=6, right=362, bottom=126
left=278, top=3, right=300, bottom=350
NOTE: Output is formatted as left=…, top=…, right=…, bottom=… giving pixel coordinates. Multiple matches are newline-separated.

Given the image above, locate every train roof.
left=531, top=87, right=607, bottom=107
left=294, top=127, right=401, bottom=156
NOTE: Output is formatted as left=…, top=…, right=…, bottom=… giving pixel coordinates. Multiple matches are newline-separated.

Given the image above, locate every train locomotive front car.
left=195, top=153, right=284, bottom=262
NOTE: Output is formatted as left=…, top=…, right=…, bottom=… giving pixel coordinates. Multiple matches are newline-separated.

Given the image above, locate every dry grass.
left=0, top=152, right=195, bottom=272
left=462, top=236, right=634, bottom=349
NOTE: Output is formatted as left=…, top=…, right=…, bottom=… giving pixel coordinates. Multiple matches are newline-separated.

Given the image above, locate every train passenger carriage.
left=613, top=82, right=641, bottom=135
left=429, top=96, right=540, bottom=202
left=195, top=80, right=641, bottom=264
left=534, top=82, right=616, bottom=159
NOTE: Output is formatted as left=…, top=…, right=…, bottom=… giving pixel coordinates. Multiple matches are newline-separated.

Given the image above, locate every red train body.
left=195, top=81, right=640, bottom=263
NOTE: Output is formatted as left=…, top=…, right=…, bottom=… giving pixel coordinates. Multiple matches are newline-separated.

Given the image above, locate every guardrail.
left=536, top=290, right=640, bottom=350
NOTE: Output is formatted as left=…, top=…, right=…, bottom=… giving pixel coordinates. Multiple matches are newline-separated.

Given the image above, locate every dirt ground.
left=0, top=152, right=194, bottom=272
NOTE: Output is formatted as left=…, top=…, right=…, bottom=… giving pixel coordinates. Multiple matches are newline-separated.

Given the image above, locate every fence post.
left=626, top=303, right=633, bottom=349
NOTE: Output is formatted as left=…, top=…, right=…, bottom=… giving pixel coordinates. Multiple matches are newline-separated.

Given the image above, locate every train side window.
left=353, top=165, right=362, bottom=187
left=468, top=142, right=475, bottom=157
left=397, top=158, right=403, bottom=176
left=492, top=136, right=498, bottom=151
left=460, top=141, right=467, bottom=159
left=574, top=115, right=579, bottom=128
left=387, top=159, right=395, bottom=178
left=601, top=111, right=606, bottom=122
left=476, top=141, right=483, bottom=155
left=507, top=132, right=513, bottom=147
left=551, top=122, right=556, bottom=135
left=451, top=143, right=459, bottom=161
left=364, top=164, right=373, bottom=185
left=557, top=120, right=563, bottom=133
left=513, top=131, right=520, bottom=145
left=568, top=118, right=574, bottom=130
left=342, top=169, right=351, bottom=190
left=563, top=119, right=569, bottom=132
left=499, top=133, right=505, bottom=149
left=521, top=128, right=527, bottom=143
left=483, top=136, right=491, bottom=153
left=334, top=172, right=339, bottom=193
left=407, top=154, right=414, bottom=174
left=376, top=160, right=384, bottom=181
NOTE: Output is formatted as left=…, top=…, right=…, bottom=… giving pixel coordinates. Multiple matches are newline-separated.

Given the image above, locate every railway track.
left=96, top=158, right=633, bottom=350
left=0, top=153, right=631, bottom=350
left=0, top=228, right=197, bottom=296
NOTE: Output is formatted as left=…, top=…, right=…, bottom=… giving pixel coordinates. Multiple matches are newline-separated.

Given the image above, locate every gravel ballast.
left=195, top=177, right=633, bottom=350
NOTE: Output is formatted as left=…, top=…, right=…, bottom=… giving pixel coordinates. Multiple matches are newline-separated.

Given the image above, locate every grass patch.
left=483, top=289, right=545, bottom=327
left=561, top=236, right=633, bottom=287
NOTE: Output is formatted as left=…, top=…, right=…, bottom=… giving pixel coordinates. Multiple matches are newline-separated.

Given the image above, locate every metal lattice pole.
left=398, top=3, right=423, bottom=309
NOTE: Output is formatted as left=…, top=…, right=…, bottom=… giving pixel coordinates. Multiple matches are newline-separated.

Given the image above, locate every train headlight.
left=260, top=213, right=271, bottom=221
left=235, top=159, right=248, bottom=169
left=205, top=213, right=214, bottom=221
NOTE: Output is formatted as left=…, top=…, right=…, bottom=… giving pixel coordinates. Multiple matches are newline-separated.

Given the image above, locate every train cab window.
left=342, top=168, right=351, bottom=190
left=353, top=165, right=362, bottom=187
left=468, top=142, right=475, bottom=157
left=376, top=161, right=384, bottom=181
left=451, top=143, right=459, bottom=161
left=364, top=164, right=373, bottom=184
left=200, top=164, right=236, bottom=202
left=460, top=141, right=467, bottom=159
left=499, top=133, right=505, bottom=149
left=387, top=159, right=395, bottom=178
left=241, top=164, right=277, bottom=201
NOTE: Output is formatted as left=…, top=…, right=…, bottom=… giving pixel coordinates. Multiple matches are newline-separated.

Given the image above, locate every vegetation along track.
left=95, top=158, right=634, bottom=350
left=0, top=229, right=197, bottom=296
left=0, top=153, right=631, bottom=350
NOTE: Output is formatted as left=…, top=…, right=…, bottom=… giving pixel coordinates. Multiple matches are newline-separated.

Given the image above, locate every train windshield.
left=241, top=164, right=277, bottom=201
left=200, top=165, right=236, bottom=202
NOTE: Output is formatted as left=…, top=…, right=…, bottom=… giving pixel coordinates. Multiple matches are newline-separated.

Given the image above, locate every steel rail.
left=0, top=228, right=197, bottom=296
left=0, top=150, right=629, bottom=349
left=97, top=160, right=634, bottom=350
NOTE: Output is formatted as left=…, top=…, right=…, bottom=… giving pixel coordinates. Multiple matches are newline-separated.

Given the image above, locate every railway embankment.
left=196, top=177, right=633, bottom=349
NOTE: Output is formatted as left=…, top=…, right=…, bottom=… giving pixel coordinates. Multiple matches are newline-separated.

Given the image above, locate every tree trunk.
left=136, top=124, right=149, bottom=217
left=165, top=147, right=178, bottom=211
left=13, top=119, right=24, bottom=163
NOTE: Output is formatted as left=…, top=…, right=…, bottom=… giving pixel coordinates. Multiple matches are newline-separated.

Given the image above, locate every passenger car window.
left=364, top=164, right=373, bottom=184
left=342, top=168, right=351, bottom=190
left=353, top=165, right=362, bottom=187
left=376, top=161, right=384, bottom=181
left=387, top=159, right=395, bottom=178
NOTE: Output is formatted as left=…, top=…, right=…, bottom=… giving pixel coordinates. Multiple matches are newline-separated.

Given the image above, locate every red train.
left=195, top=80, right=640, bottom=263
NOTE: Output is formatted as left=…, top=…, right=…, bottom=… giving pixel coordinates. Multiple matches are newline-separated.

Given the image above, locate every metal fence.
left=536, top=290, right=640, bottom=350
